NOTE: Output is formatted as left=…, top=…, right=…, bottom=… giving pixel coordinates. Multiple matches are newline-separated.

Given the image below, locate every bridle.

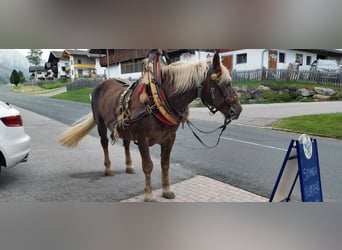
left=200, top=64, right=238, bottom=116
left=186, top=63, right=238, bottom=149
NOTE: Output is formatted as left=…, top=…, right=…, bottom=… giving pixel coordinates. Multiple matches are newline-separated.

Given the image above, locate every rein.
left=186, top=118, right=231, bottom=149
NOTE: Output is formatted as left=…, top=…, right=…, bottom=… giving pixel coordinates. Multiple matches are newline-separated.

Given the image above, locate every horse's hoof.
left=144, top=193, right=156, bottom=202
left=104, top=170, right=114, bottom=176
left=126, top=168, right=136, bottom=174
left=162, top=191, right=176, bottom=199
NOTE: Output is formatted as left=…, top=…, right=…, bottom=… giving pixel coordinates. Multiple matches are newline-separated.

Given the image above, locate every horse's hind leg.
left=97, top=120, right=114, bottom=176
left=123, top=139, right=135, bottom=174
left=160, top=136, right=176, bottom=199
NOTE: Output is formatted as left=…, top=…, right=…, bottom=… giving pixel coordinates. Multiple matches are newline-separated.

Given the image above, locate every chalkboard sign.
left=270, top=134, right=323, bottom=202
left=296, top=135, right=323, bottom=202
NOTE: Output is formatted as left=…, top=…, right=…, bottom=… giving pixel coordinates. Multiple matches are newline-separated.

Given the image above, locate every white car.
left=0, top=100, right=31, bottom=171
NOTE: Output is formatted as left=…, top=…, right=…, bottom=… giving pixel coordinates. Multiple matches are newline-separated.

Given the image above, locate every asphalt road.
left=1, top=85, right=342, bottom=201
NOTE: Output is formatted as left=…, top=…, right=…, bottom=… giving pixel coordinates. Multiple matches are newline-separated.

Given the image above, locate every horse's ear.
left=213, top=52, right=221, bottom=72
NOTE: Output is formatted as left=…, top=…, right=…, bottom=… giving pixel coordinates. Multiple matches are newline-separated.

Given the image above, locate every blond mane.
left=161, top=58, right=231, bottom=96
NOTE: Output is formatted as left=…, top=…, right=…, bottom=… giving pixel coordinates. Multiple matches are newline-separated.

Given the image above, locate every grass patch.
left=272, top=113, right=342, bottom=139
left=11, top=84, right=51, bottom=94
left=51, top=88, right=93, bottom=103
left=11, top=82, right=67, bottom=94
left=38, top=82, right=66, bottom=89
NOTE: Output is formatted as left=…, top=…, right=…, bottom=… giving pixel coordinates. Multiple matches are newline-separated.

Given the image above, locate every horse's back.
left=91, top=79, right=127, bottom=126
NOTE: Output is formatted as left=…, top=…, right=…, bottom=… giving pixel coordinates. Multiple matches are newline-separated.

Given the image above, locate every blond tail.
left=59, top=112, right=96, bottom=148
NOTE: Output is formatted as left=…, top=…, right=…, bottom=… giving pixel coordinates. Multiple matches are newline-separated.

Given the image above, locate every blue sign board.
left=270, top=134, right=323, bottom=202
left=296, top=137, right=323, bottom=202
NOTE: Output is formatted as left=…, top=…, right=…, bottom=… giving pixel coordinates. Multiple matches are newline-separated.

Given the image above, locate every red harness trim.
left=137, top=52, right=179, bottom=126
left=137, top=84, right=145, bottom=96
left=145, top=93, right=177, bottom=126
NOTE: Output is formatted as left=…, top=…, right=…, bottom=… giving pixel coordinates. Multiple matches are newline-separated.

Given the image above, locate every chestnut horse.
left=59, top=52, right=242, bottom=201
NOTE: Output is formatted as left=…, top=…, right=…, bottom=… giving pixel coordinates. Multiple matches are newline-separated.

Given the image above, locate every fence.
left=230, top=69, right=342, bottom=86
left=65, top=78, right=103, bottom=91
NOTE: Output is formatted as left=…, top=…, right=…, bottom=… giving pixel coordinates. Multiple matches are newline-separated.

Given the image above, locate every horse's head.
left=200, top=52, right=242, bottom=121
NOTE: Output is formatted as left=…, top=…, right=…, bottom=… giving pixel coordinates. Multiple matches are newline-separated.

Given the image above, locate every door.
left=222, top=55, right=233, bottom=71
left=268, top=50, right=278, bottom=70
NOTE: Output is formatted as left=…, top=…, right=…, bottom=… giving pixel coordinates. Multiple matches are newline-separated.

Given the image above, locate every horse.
left=59, top=51, right=242, bottom=201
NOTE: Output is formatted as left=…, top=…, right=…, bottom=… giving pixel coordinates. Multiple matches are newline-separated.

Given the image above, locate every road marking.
left=221, top=136, right=287, bottom=151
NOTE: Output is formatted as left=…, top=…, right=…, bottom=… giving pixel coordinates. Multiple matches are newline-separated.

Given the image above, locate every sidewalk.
left=122, top=175, right=268, bottom=202
left=189, top=101, right=342, bottom=127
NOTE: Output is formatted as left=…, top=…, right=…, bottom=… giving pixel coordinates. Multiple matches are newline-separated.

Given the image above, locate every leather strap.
left=148, top=71, right=178, bottom=126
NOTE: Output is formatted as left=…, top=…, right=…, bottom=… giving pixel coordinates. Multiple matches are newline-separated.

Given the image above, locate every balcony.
left=65, top=64, right=96, bottom=71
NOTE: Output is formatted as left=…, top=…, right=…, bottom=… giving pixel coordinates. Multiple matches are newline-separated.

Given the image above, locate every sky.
left=16, top=49, right=87, bottom=62
left=16, top=49, right=63, bottom=62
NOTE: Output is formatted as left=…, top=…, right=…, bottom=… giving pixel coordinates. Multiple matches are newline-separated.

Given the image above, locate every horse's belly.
left=118, top=121, right=179, bottom=146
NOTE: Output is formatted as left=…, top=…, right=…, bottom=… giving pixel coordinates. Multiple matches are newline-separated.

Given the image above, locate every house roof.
left=88, top=49, right=115, bottom=56
left=29, top=66, right=46, bottom=72
left=47, top=51, right=63, bottom=63
left=96, top=49, right=150, bottom=66
left=94, top=49, right=209, bottom=67
left=65, top=49, right=89, bottom=56
left=60, top=49, right=93, bottom=60
left=299, top=49, right=342, bottom=54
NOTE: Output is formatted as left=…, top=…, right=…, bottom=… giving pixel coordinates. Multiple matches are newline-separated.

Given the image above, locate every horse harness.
left=112, top=52, right=237, bottom=148
left=111, top=51, right=187, bottom=144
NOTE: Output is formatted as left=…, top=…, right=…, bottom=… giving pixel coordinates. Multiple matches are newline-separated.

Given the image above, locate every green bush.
left=38, top=82, right=66, bottom=89
left=262, top=90, right=278, bottom=102
left=329, top=93, right=342, bottom=101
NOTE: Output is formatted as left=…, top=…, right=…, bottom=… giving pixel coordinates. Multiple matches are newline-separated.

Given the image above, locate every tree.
left=17, top=70, right=26, bottom=83
left=10, top=69, right=20, bottom=86
left=26, top=49, right=43, bottom=66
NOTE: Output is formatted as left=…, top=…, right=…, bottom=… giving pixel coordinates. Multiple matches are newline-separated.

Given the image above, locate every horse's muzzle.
left=230, top=105, right=242, bottom=120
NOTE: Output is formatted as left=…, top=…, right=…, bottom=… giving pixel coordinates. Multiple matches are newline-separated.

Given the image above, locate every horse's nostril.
left=230, top=109, right=236, bottom=118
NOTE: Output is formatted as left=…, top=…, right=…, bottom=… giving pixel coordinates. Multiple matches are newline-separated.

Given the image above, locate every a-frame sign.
left=270, top=134, right=323, bottom=202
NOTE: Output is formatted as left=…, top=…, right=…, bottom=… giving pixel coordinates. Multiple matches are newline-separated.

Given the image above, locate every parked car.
left=310, top=59, right=341, bottom=73
left=0, top=100, right=31, bottom=171
left=309, top=59, right=341, bottom=82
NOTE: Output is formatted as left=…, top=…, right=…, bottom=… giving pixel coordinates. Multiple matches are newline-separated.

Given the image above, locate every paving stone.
left=121, top=175, right=268, bottom=202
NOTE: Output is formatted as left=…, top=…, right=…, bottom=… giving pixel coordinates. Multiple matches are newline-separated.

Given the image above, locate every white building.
left=47, top=50, right=106, bottom=81
left=219, top=49, right=342, bottom=71
left=90, top=49, right=215, bottom=81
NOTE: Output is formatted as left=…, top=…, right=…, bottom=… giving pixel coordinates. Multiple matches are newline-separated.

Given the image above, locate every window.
left=295, top=53, right=303, bottom=65
left=236, top=53, right=247, bottom=64
left=78, top=59, right=82, bottom=64
left=306, top=56, right=311, bottom=65
left=279, top=53, right=285, bottom=63
left=121, top=61, right=144, bottom=74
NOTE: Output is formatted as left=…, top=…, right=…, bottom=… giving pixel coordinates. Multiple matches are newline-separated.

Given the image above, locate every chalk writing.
left=302, top=167, right=318, bottom=182
left=303, top=181, right=321, bottom=201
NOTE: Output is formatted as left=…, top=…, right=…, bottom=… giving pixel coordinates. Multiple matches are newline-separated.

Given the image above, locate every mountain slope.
left=0, top=49, right=30, bottom=84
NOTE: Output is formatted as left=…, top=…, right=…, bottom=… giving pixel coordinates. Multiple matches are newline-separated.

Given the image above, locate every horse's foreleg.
left=160, top=136, right=176, bottom=199
left=137, top=140, right=155, bottom=202
left=123, top=139, right=135, bottom=174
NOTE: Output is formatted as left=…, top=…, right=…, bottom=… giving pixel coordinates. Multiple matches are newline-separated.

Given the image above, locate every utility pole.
left=106, top=49, right=110, bottom=79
